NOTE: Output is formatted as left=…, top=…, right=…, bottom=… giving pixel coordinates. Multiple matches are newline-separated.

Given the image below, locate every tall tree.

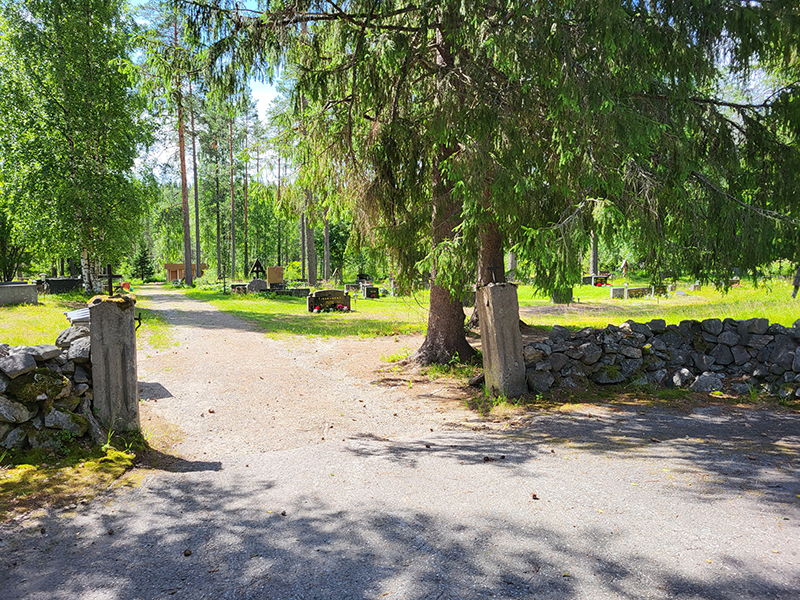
left=1, top=0, right=150, bottom=291
left=137, top=1, right=198, bottom=285
left=183, top=0, right=800, bottom=362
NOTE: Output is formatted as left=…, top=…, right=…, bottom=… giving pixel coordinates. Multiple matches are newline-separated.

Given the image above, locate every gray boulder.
left=30, top=345, right=62, bottom=361
left=549, top=325, right=572, bottom=344
left=701, top=318, right=724, bottom=336
left=247, top=278, right=269, bottom=293
left=0, top=351, right=37, bottom=379
left=717, top=331, right=740, bottom=346
left=67, top=336, right=91, bottom=364
left=44, top=408, right=89, bottom=437
left=691, top=374, right=723, bottom=393
left=56, top=325, right=91, bottom=349
left=709, top=344, right=734, bottom=366
left=0, top=373, right=8, bottom=394
left=527, top=370, right=555, bottom=394
left=738, top=318, right=769, bottom=335
left=0, top=395, right=38, bottom=423
left=646, top=319, right=667, bottom=334
left=2, top=426, right=28, bottom=449
left=579, top=343, right=602, bottom=365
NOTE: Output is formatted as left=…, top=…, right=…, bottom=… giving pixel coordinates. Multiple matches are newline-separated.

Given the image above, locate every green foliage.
left=132, top=244, right=157, bottom=282
left=0, top=0, right=152, bottom=275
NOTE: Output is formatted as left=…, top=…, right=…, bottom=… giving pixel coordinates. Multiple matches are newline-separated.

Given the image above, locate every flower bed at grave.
left=312, top=304, right=351, bottom=314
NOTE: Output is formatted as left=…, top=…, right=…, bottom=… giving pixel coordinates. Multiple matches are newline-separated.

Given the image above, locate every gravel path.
left=2, top=285, right=799, bottom=599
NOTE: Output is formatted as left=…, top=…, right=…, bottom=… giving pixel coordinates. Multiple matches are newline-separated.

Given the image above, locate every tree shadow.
left=2, top=459, right=796, bottom=600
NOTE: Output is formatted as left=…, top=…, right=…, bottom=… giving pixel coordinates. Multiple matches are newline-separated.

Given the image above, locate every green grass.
left=182, top=288, right=430, bottom=338
left=0, top=287, right=173, bottom=350
left=517, top=277, right=798, bottom=330
left=0, top=292, right=88, bottom=345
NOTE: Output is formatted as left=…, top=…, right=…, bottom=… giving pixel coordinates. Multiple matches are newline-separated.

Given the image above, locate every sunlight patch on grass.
left=182, top=288, right=430, bottom=338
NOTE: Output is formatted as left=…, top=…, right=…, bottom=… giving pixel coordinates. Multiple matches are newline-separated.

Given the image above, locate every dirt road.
left=1, top=285, right=798, bottom=599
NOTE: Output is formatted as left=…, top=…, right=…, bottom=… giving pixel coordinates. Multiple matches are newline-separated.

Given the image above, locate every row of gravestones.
left=0, top=326, right=105, bottom=450
left=524, top=317, right=800, bottom=398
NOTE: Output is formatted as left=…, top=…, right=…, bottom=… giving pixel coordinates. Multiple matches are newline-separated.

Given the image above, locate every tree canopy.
left=0, top=0, right=152, bottom=290
left=178, top=0, right=800, bottom=362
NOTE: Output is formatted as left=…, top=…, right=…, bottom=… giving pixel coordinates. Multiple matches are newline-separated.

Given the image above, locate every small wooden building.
left=164, top=263, right=207, bottom=281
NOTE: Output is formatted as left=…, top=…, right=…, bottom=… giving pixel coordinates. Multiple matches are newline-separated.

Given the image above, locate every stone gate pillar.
left=476, top=282, right=527, bottom=398
left=89, top=295, right=139, bottom=432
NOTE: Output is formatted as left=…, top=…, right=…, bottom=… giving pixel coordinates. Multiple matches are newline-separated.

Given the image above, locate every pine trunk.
left=243, top=117, right=249, bottom=276
left=300, top=212, right=306, bottom=281
left=190, top=82, right=201, bottom=279
left=215, top=156, right=221, bottom=279
left=177, top=89, right=192, bottom=286
left=324, top=216, right=330, bottom=281
left=229, top=117, right=235, bottom=279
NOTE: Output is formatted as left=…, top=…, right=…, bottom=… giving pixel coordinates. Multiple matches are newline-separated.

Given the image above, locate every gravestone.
left=89, top=295, right=139, bottom=432
left=246, top=279, right=268, bottom=293
left=581, top=275, right=609, bottom=286
left=652, top=285, right=668, bottom=296
left=360, top=282, right=380, bottom=299
left=0, top=282, right=37, bottom=306
left=477, top=283, right=526, bottom=397
left=308, top=289, right=351, bottom=311
left=690, top=281, right=701, bottom=292
left=249, top=258, right=266, bottom=280
left=625, top=287, right=650, bottom=299
left=47, top=278, right=84, bottom=294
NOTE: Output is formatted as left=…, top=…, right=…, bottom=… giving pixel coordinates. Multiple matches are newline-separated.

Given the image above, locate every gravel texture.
left=1, top=285, right=799, bottom=599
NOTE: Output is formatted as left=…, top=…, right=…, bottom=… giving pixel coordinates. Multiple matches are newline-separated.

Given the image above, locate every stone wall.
left=525, top=317, right=800, bottom=398
left=0, top=326, right=104, bottom=451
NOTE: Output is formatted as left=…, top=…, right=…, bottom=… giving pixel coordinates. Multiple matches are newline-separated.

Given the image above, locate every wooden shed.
left=164, top=263, right=207, bottom=281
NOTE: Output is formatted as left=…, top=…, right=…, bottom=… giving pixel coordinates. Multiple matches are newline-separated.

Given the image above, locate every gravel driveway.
left=1, top=285, right=799, bottom=599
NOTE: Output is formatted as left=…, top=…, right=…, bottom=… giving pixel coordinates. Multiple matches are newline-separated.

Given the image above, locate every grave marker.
left=307, top=289, right=351, bottom=311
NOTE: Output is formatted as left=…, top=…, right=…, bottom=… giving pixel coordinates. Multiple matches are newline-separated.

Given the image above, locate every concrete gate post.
left=89, top=295, right=140, bottom=432
left=476, top=282, right=527, bottom=398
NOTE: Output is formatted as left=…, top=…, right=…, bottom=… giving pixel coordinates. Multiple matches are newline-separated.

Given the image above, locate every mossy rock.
left=27, top=427, right=64, bottom=451
left=53, top=396, right=81, bottom=412
left=7, top=368, right=69, bottom=405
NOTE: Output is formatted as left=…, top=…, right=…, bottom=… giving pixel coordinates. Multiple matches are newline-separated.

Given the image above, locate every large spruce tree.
left=180, top=0, right=800, bottom=363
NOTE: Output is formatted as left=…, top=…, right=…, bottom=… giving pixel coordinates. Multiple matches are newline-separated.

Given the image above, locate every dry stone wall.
left=0, top=326, right=104, bottom=451
left=525, top=317, right=800, bottom=398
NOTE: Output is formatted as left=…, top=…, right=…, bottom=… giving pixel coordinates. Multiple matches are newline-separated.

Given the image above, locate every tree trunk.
left=411, top=144, right=476, bottom=365
left=468, top=204, right=506, bottom=329
left=411, top=24, right=475, bottom=365
left=307, top=219, right=318, bottom=286
left=590, top=230, right=599, bottom=276
left=190, top=81, right=201, bottom=279
left=177, top=88, right=193, bottom=286
left=277, top=155, right=282, bottom=266
left=215, top=154, right=221, bottom=279
left=300, top=212, right=306, bottom=281
left=324, top=215, right=330, bottom=281
left=243, top=116, right=249, bottom=277
left=80, top=249, right=102, bottom=293
left=229, top=116, right=236, bottom=279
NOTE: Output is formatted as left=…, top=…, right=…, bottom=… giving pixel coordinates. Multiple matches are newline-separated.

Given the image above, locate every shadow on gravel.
left=136, top=448, right=222, bottom=473
left=347, top=405, right=800, bottom=511
left=3, top=467, right=795, bottom=600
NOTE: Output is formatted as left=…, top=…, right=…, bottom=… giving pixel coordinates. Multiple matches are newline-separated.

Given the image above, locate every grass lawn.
left=182, top=287, right=430, bottom=338
left=517, top=277, right=799, bottom=330
left=0, top=288, right=172, bottom=350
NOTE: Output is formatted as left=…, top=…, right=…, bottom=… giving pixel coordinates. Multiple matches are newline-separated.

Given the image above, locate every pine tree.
left=133, top=244, right=156, bottom=282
